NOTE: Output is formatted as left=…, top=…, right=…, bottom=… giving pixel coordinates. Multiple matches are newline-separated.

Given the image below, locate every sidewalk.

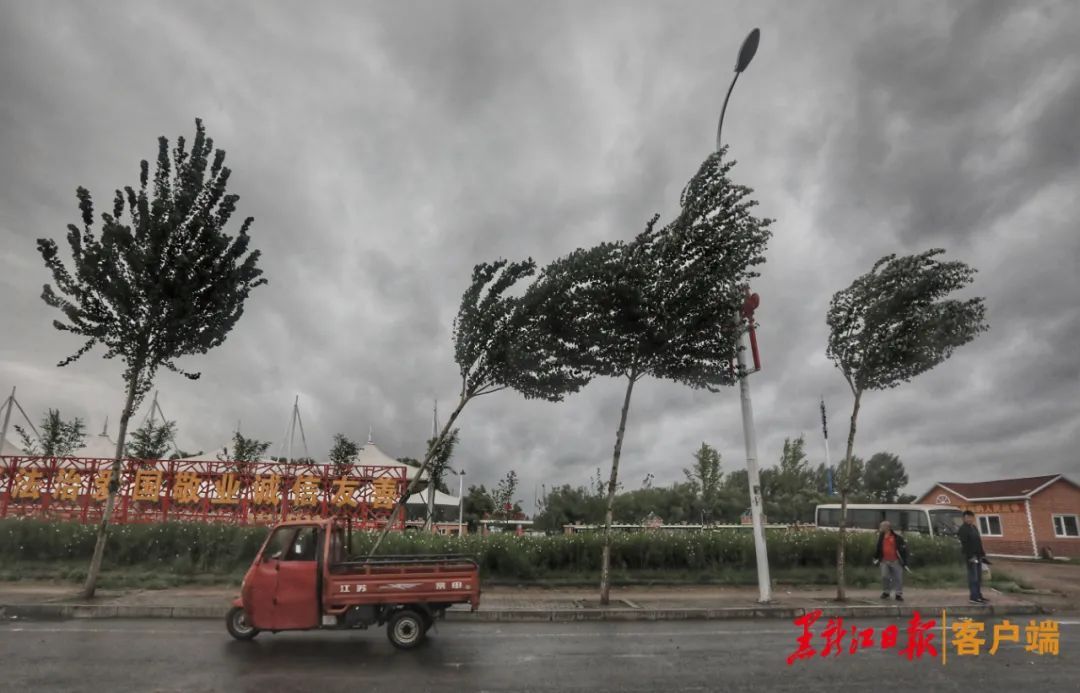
left=0, top=582, right=1047, bottom=622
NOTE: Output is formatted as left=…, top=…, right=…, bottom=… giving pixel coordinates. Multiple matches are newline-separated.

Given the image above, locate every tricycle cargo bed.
left=331, top=553, right=478, bottom=572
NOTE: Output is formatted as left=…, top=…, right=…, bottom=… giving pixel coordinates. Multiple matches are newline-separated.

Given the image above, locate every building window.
left=1052, top=514, right=1079, bottom=538
left=978, top=515, right=1003, bottom=537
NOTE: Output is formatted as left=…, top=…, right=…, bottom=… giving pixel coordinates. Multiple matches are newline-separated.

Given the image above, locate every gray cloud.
left=1, top=0, right=1077, bottom=511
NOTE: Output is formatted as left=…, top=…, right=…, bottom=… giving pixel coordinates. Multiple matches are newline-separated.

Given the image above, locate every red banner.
left=0, top=456, right=406, bottom=528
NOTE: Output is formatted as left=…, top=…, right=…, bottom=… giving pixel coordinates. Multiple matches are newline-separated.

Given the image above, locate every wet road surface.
left=1, top=616, right=1077, bottom=692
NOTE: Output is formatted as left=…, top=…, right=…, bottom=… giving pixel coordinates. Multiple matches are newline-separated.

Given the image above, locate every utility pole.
left=716, top=27, right=771, bottom=603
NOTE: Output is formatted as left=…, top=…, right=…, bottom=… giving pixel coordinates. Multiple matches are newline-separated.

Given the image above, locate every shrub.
left=0, top=519, right=960, bottom=579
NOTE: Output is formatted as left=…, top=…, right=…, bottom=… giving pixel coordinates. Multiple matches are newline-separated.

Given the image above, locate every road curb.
left=1, top=602, right=1046, bottom=622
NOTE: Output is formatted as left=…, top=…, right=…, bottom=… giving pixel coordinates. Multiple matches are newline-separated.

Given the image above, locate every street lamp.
left=716, top=28, right=760, bottom=151
left=715, top=27, right=772, bottom=604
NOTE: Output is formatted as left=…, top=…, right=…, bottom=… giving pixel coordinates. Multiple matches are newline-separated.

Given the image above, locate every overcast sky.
left=1, top=0, right=1077, bottom=509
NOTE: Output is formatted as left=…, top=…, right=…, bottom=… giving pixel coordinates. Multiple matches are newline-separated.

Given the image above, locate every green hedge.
left=0, top=519, right=961, bottom=579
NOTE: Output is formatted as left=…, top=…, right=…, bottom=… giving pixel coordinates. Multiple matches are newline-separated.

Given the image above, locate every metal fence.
left=0, top=455, right=406, bottom=527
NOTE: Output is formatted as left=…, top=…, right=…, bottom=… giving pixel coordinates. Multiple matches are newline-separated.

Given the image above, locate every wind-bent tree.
left=368, top=259, right=589, bottom=554
left=16, top=409, right=86, bottom=457
left=328, top=433, right=360, bottom=475
left=529, top=150, right=773, bottom=604
left=126, top=418, right=177, bottom=461
left=827, top=248, right=988, bottom=600
left=36, top=118, right=266, bottom=597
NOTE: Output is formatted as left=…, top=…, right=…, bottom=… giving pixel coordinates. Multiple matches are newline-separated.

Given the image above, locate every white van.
left=814, top=503, right=963, bottom=538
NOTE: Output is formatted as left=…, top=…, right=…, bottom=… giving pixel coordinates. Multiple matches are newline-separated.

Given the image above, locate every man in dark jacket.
left=873, top=521, right=908, bottom=601
left=957, top=510, right=991, bottom=604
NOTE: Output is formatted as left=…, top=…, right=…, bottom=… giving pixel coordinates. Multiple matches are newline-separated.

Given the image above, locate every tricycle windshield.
left=261, top=527, right=295, bottom=561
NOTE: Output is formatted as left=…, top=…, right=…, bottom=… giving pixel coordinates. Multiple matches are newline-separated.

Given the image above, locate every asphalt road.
left=0, top=617, right=1076, bottom=693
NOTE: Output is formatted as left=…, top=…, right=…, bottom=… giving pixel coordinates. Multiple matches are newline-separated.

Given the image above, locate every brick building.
left=916, top=474, right=1080, bottom=558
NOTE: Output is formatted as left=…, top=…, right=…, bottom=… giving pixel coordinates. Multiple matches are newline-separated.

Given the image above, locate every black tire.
left=386, top=609, right=426, bottom=650
left=226, top=606, right=259, bottom=641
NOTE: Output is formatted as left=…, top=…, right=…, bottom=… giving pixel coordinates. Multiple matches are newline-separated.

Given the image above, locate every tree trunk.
left=600, top=373, right=636, bottom=606
left=81, top=375, right=141, bottom=599
left=368, top=394, right=468, bottom=556
left=835, top=388, right=862, bottom=602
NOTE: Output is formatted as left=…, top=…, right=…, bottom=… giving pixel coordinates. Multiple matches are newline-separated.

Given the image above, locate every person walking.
left=957, top=510, right=991, bottom=604
left=873, top=520, right=908, bottom=602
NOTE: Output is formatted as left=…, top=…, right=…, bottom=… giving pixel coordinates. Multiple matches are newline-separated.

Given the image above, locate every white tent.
left=357, top=439, right=426, bottom=482
left=1, top=437, right=27, bottom=455
left=76, top=433, right=119, bottom=458
left=406, top=488, right=460, bottom=507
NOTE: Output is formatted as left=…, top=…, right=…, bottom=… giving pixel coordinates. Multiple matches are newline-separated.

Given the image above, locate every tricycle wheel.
left=226, top=606, right=259, bottom=641
left=387, top=609, right=426, bottom=650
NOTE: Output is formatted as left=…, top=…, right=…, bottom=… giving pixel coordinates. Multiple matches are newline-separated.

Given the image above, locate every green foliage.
left=864, top=452, right=909, bottom=502
left=15, top=409, right=86, bottom=457
left=346, top=529, right=957, bottom=577
left=36, top=117, right=267, bottom=409
left=0, top=519, right=266, bottom=574
left=491, top=470, right=521, bottom=519
left=528, top=150, right=773, bottom=391
left=126, top=418, right=177, bottom=460
left=328, top=433, right=359, bottom=474
left=425, top=428, right=459, bottom=496
left=757, top=437, right=818, bottom=522
left=217, top=431, right=271, bottom=466
left=684, top=443, right=723, bottom=507
left=614, top=483, right=702, bottom=524
left=535, top=484, right=606, bottom=532
left=0, top=520, right=960, bottom=581
left=454, top=259, right=590, bottom=403
left=462, top=484, right=496, bottom=532
left=826, top=248, right=988, bottom=395
left=836, top=455, right=865, bottom=494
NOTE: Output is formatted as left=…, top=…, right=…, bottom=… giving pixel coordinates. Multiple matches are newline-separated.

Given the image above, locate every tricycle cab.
left=230, top=518, right=480, bottom=649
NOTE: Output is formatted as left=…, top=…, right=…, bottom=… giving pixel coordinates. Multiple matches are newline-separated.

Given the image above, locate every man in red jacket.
left=873, top=520, right=909, bottom=601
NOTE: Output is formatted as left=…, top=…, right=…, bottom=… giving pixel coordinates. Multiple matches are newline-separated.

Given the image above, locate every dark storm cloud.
left=1, top=0, right=1077, bottom=509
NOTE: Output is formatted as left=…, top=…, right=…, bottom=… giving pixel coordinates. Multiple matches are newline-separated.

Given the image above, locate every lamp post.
left=716, top=28, right=760, bottom=151
left=716, top=27, right=771, bottom=604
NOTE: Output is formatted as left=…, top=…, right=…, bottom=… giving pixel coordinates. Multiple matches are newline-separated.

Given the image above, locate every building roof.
left=405, top=488, right=460, bottom=507
left=932, top=475, right=1068, bottom=501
